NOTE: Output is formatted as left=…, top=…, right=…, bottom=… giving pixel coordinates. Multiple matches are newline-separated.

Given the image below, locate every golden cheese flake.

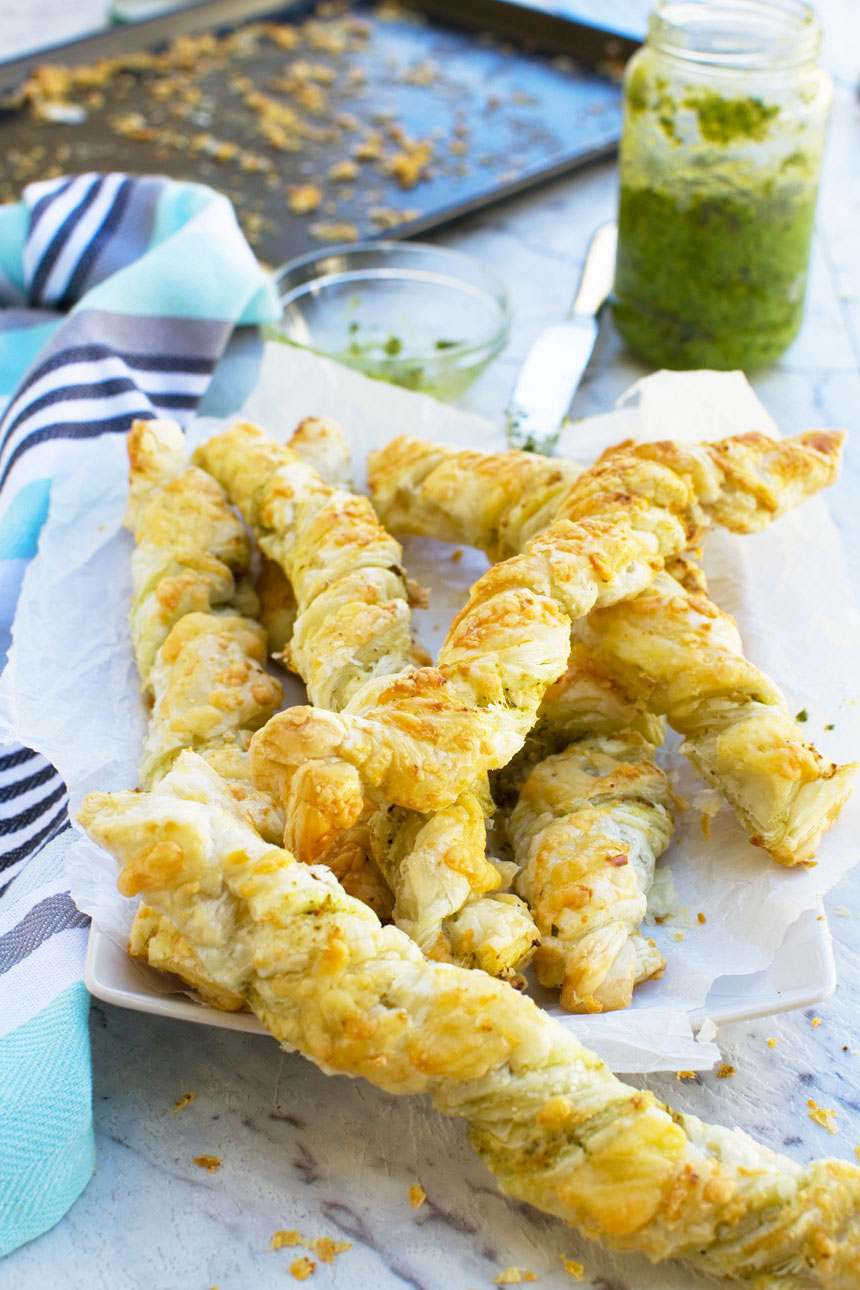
left=328, top=158, right=359, bottom=181
left=812, top=1017, right=822, bottom=1028
left=495, top=1270, right=537, bottom=1285
left=289, top=1256, right=316, bottom=1281
left=677, top=1070, right=696, bottom=1080
left=287, top=184, right=323, bottom=214
left=271, top=1230, right=302, bottom=1250
left=309, top=221, right=359, bottom=243
left=386, top=138, right=433, bottom=189
left=307, top=1236, right=351, bottom=1263
left=560, top=1255, right=584, bottom=1280
left=807, top=1099, right=838, bottom=1134
left=369, top=206, right=419, bottom=229
left=697, top=911, right=707, bottom=924
left=408, top=1183, right=426, bottom=1209
left=170, top=1091, right=197, bottom=1113
left=767, top=1037, right=778, bottom=1048
left=193, top=1155, right=222, bottom=1172
left=717, top=1064, right=735, bottom=1079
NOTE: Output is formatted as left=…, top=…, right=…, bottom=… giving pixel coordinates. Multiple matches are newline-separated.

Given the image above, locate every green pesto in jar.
left=612, top=92, right=818, bottom=370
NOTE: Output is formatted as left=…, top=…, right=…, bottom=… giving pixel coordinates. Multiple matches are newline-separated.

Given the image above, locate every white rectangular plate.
left=86, top=902, right=835, bottom=1047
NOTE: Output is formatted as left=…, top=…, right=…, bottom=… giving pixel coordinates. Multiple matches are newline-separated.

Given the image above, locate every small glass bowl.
left=269, top=241, right=512, bottom=401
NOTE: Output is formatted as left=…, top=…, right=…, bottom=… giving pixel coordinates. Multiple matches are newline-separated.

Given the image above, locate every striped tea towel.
left=0, top=173, right=280, bottom=1259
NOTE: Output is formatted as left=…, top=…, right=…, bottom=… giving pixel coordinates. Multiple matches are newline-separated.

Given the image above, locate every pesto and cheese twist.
left=252, top=429, right=846, bottom=837
left=79, top=754, right=860, bottom=1290
left=367, top=434, right=854, bottom=863
left=196, top=421, right=539, bottom=978
left=508, top=735, right=672, bottom=1012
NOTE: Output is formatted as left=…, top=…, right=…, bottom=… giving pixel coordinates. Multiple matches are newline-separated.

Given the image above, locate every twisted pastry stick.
left=126, top=419, right=286, bottom=1006
left=126, top=418, right=253, bottom=683
left=252, top=430, right=844, bottom=832
left=368, top=434, right=854, bottom=862
left=79, top=753, right=860, bottom=1290
left=253, top=418, right=353, bottom=657
left=197, top=422, right=539, bottom=975
left=367, top=434, right=581, bottom=560
left=576, top=570, right=856, bottom=864
left=509, top=734, right=673, bottom=1012
left=195, top=421, right=418, bottom=711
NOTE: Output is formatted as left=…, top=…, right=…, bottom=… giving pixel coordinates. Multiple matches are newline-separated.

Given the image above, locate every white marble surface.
left=3, top=1, right=860, bottom=1288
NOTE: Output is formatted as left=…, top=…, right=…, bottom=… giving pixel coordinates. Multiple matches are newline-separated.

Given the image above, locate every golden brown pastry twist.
left=576, top=570, right=856, bottom=864
left=252, top=430, right=844, bottom=836
left=194, top=421, right=417, bottom=711
left=368, top=434, right=854, bottom=863
left=196, top=421, right=539, bottom=975
left=509, top=734, right=672, bottom=1012
left=126, top=420, right=286, bottom=1007
left=79, top=753, right=860, bottom=1290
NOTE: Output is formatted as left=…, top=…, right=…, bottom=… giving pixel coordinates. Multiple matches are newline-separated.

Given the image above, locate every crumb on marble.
left=560, top=1255, right=584, bottom=1279
left=812, top=1017, right=822, bottom=1027
left=717, top=1064, right=735, bottom=1079
left=807, top=1099, right=838, bottom=1134
left=450, top=549, right=463, bottom=563
left=289, top=1255, right=316, bottom=1280
left=307, top=1236, right=352, bottom=1263
left=495, top=1269, right=537, bottom=1285
left=677, top=1070, right=696, bottom=1080
left=767, top=1038, right=778, bottom=1048
left=171, top=1091, right=197, bottom=1113
left=271, top=1230, right=302, bottom=1250
left=697, top=911, right=706, bottom=924
left=408, top=1183, right=426, bottom=1209
left=193, top=1155, right=221, bottom=1172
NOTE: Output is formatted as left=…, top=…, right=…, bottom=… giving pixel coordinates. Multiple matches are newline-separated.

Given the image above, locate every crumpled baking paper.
left=2, top=344, right=858, bottom=1074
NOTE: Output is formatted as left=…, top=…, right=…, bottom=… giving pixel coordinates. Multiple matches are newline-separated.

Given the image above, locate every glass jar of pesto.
left=611, top=0, right=831, bottom=370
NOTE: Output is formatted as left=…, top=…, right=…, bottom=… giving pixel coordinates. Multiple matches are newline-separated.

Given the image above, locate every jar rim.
left=649, top=0, right=822, bottom=70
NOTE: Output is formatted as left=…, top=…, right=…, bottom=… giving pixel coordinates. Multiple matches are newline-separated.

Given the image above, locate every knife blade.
left=505, top=221, right=617, bottom=454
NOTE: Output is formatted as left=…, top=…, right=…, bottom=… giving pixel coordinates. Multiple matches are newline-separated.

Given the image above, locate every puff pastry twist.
left=253, top=430, right=844, bottom=830
left=79, top=753, right=860, bottom=1290
left=367, top=434, right=854, bottom=863
left=196, top=421, right=539, bottom=975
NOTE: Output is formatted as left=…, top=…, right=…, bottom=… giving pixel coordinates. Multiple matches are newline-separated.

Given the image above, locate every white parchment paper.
left=2, top=344, right=858, bottom=1072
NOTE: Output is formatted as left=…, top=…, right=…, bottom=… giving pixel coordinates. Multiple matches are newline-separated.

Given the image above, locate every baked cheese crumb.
left=193, top=1155, right=221, bottom=1172
left=717, top=1064, right=735, bottom=1078
left=287, top=185, right=322, bottom=214
left=560, top=1255, right=584, bottom=1279
left=271, top=1230, right=302, bottom=1250
left=307, top=1236, right=352, bottom=1263
left=171, top=1092, right=196, bottom=1113
left=408, top=1183, right=426, bottom=1209
left=767, top=1038, right=778, bottom=1048
left=807, top=1099, right=838, bottom=1133
left=812, top=1017, right=822, bottom=1027
left=677, top=1070, right=696, bottom=1080
left=495, top=1269, right=537, bottom=1285
left=697, top=911, right=706, bottom=924
left=289, top=1256, right=316, bottom=1280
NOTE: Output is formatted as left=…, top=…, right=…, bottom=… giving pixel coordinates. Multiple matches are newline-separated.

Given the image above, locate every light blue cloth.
left=0, top=173, right=280, bottom=1259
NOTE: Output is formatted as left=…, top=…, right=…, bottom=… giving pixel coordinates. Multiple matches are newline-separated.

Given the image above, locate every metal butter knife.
left=505, top=221, right=617, bottom=454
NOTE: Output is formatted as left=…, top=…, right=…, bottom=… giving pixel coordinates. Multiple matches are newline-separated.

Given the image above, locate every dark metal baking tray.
left=0, top=0, right=637, bottom=266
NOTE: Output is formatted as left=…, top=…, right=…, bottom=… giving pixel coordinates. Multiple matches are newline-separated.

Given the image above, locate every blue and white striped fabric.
left=0, top=173, right=280, bottom=1258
